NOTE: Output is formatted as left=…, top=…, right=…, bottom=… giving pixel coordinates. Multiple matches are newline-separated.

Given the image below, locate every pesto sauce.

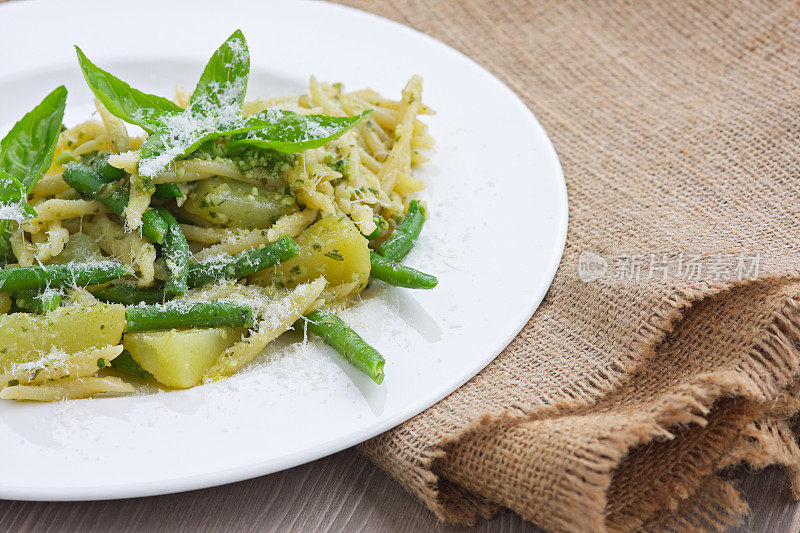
left=185, top=137, right=296, bottom=175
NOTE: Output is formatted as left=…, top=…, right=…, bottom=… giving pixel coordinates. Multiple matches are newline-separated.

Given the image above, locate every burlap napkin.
left=330, top=1, right=800, bottom=531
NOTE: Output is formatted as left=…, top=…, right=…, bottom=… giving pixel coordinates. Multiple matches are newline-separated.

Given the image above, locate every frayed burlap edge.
left=362, top=280, right=800, bottom=531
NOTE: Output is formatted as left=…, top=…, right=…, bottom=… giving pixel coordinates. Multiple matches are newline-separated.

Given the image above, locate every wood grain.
left=728, top=466, right=800, bottom=533
left=0, top=449, right=536, bottom=533
left=0, top=450, right=796, bottom=532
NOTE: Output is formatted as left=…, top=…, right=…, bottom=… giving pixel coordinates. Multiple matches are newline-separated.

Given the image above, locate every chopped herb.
left=97, top=358, right=107, bottom=369
left=8, top=380, right=19, bottom=387
left=328, top=156, right=349, bottom=176
left=324, top=250, right=344, bottom=261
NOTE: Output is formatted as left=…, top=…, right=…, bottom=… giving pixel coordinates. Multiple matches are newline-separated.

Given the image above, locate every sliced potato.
left=0, top=303, right=127, bottom=370
left=252, top=215, right=370, bottom=293
left=184, top=179, right=296, bottom=229
left=0, top=376, right=134, bottom=402
left=124, top=327, right=246, bottom=388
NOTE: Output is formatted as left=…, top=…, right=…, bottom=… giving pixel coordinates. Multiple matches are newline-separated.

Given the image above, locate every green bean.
left=364, top=214, right=389, bottom=240
left=376, top=200, right=427, bottom=261
left=62, top=163, right=168, bottom=243
left=64, top=163, right=125, bottom=210
left=110, top=350, right=152, bottom=380
left=369, top=252, right=437, bottom=289
left=139, top=209, right=170, bottom=243
left=186, top=235, right=299, bottom=287
left=153, top=183, right=184, bottom=199
left=81, top=152, right=127, bottom=181
left=124, top=302, right=254, bottom=332
left=0, top=262, right=131, bottom=293
left=370, top=202, right=436, bottom=289
left=299, top=309, right=385, bottom=384
left=154, top=207, right=189, bottom=298
left=91, top=282, right=165, bottom=305
left=14, top=289, right=63, bottom=314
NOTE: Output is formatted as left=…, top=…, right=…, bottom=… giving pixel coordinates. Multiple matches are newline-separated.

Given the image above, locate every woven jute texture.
left=330, top=1, right=800, bottom=531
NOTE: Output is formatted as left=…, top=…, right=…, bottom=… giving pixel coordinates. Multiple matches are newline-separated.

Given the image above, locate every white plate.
left=0, top=0, right=567, bottom=500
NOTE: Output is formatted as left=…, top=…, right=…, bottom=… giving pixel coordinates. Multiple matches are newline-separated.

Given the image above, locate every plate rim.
left=0, top=0, right=568, bottom=501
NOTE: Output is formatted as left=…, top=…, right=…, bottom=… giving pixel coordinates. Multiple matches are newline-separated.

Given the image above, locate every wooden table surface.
left=0, top=449, right=797, bottom=532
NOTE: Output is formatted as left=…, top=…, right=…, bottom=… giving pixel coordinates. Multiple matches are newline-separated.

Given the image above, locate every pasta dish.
left=0, top=30, right=436, bottom=401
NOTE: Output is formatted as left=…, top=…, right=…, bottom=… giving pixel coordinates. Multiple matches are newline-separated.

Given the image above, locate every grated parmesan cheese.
left=0, top=205, right=28, bottom=223
left=137, top=37, right=251, bottom=178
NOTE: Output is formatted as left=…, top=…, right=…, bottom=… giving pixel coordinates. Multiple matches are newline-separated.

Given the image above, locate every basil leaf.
left=138, top=115, right=261, bottom=177
left=76, top=46, right=183, bottom=133
left=139, top=110, right=370, bottom=177
left=137, top=31, right=253, bottom=178
left=0, top=85, right=67, bottom=189
left=190, top=30, right=250, bottom=112
left=0, top=86, right=66, bottom=259
left=139, top=127, right=208, bottom=178
left=0, top=171, right=37, bottom=222
left=98, top=30, right=366, bottom=178
left=227, top=110, right=371, bottom=153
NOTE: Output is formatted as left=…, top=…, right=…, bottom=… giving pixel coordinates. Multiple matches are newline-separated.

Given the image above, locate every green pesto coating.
left=186, top=235, right=299, bottom=287
left=124, top=302, right=254, bottom=332
left=369, top=252, right=437, bottom=289
left=300, top=309, right=385, bottom=384
left=0, top=262, right=131, bottom=293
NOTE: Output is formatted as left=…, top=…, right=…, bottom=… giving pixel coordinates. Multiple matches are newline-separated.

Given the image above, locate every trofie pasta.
left=0, top=30, right=437, bottom=401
